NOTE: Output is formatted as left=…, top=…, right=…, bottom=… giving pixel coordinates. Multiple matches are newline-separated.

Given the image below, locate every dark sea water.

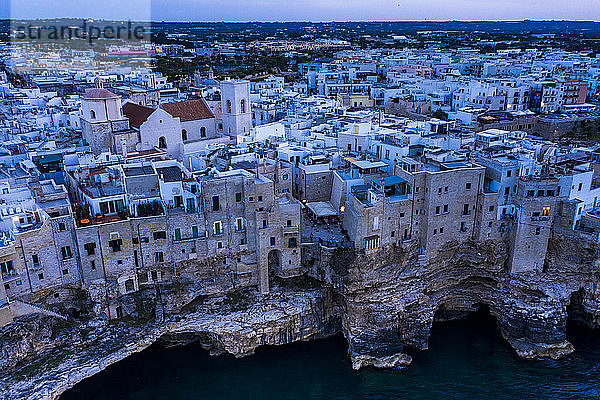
left=60, top=311, right=600, bottom=400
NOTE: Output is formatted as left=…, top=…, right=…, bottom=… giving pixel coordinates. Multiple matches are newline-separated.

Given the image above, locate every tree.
left=432, top=108, right=449, bottom=121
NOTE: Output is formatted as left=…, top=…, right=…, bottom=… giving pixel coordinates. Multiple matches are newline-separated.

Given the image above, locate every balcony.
left=282, top=226, right=299, bottom=235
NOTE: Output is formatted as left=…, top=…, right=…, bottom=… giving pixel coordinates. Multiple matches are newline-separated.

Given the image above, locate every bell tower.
left=220, top=79, right=252, bottom=142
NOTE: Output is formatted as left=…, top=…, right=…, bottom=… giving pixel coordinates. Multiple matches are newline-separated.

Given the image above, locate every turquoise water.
left=60, top=312, right=600, bottom=400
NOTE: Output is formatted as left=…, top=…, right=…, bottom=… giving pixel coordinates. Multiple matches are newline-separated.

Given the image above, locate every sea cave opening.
left=424, top=303, right=505, bottom=355
left=566, top=288, right=599, bottom=345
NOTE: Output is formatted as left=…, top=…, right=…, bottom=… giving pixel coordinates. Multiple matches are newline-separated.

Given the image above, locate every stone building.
left=80, top=84, right=131, bottom=155
left=122, top=99, right=217, bottom=161
left=507, top=176, right=558, bottom=274
left=63, top=158, right=303, bottom=317
left=394, top=158, right=490, bottom=261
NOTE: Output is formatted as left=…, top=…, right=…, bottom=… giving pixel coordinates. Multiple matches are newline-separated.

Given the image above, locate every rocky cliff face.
left=339, top=231, right=600, bottom=368
left=0, top=285, right=340, bottom=400
left=1, top=231, right=600, bottom=398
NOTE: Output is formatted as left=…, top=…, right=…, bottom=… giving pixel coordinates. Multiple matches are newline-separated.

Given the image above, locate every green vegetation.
left=432, top=108, right=449, bottom=121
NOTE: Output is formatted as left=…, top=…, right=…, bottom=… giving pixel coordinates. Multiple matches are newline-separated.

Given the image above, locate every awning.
left=306, top=201, right=339, bottom=218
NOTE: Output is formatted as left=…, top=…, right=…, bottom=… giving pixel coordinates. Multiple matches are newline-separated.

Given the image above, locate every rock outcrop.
left=338, top=231, right=600, bottom=368
left=1, top=231, right=600, bottom=398
left=0, top=286, right=340, bottom=400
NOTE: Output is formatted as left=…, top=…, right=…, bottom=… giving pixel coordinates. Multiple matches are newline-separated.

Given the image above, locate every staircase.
left=10, top=300, right=68, bottom=321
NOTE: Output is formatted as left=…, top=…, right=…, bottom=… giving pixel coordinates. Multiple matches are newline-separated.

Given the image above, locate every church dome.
left=83, top=88, right=119, bottom=100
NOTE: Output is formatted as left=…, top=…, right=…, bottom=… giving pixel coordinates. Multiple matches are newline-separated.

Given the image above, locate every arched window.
left=226, top=100, right=232, bottom=114
left=158, top=136, right=167, bottom=149
left=200, top=127, right=206, bottom=138
left=90, top=110, right=96, bottom=119
left=240, top=99, right=246, bottom=113
left=182, top=129, right=187, bottom=141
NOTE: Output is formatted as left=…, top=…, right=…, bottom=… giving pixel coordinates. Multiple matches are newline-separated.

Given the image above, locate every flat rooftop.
left=123, top=165, right=155, bottom=177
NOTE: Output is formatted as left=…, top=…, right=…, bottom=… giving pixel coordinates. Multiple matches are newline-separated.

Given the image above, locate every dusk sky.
left=5, top=0, right=600, bottom=21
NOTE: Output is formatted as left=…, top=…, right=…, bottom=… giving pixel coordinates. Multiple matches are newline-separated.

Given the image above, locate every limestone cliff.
left=1, top=231, right=600, bottom=398
left=339, top=231, right=600, bottom=368
left=0, top=286, right=340, bottom=400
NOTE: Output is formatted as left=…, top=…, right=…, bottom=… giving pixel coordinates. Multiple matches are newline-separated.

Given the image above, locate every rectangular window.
left=463, top=204, right=470, bottom=215
left=236, top=217, right=246, bottom=231
left=270, top=237, right=276, bottom=246
left=466, top=182, right=472, bottom=190
left=235, top=192, right=242, bottom=202
left=262, top=220, right=268, bottom=228
left=214, top=221, right=223, bottom=235
left=212, top=196, right=220, bottom=211
left=0, top=261, right=15, bottom=276
left=84, top=242, right=96, bottom=256
left=489, top=206, right=494, bottom=212
left=61, top=246, right=72, bottom=259
left=58, top=222, right=66, bottom=231
left=542, top=207, right=551, bottom=217
left=155, top=252, right=164, bottom=263
left=153, top=231, right=166, bottom=240
left=288, top=237, right=297, bottom=248
left=108, top=239, right=122, bottom=252
left=364, top=236, right=380, bottom=251
left=32, top=254, right=39, bottom=267
left=535, top=227, right=541, bottom=235
left=435, top=206, right=440, bottom=215
left=527, top=190, right=535, bottom=197
left=443, top=204, right=448, bottom=213
left=100, top=202, right=109, bottom=214
left=186, top=198, right=196, bottom=211
left=175, top=228, right=181, bottom=241
left=192, top=226, right=199, bottom=238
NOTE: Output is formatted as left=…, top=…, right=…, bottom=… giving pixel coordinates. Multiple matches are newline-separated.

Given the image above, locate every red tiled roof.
left=161, top=98, right=215, bottom=122
left=83, top=88, right=119, bottom=99
left=123, top=102, right=155, bottom=129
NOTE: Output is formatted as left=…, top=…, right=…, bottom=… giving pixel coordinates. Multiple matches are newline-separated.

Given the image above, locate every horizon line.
left=3, top=18, right=600, bottom=24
